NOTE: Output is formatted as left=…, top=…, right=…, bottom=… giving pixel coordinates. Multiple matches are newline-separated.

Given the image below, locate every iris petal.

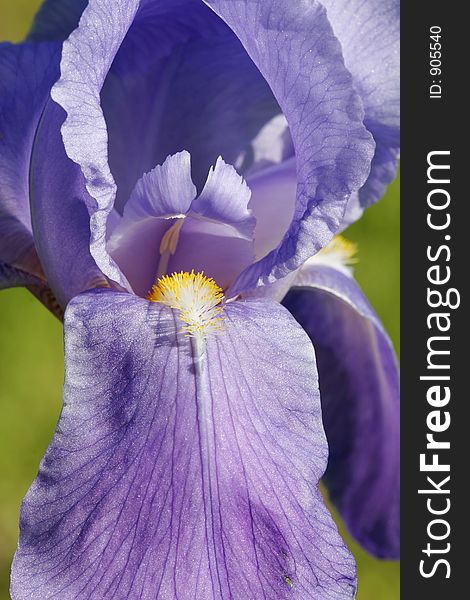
left=205, top=0, right=375, bottom=294
left=320, top=0, right=400, bottom=215
left=169, top=221, right=254, bottom=294
left=247, top=159, right=297, bottom=261
left=0, top=262, right=44, bottom=290
left=12, top=290, right=357, bottom=599
left=0, top=41, right=59, bottom=281
left=123, top=151, right=197, bottom=220
left=283, top=264, right=400, bottom=558
left=102, top=0, right=280, bottom=209
left=30, top=101, right=112, bottom=307
left=27, top=0, right=88, bottom=42
left=108, top=153, right=255, bottom=296
left=191, top=156, right=254, bottom=241
left=35, top=0, right=374, bottom=303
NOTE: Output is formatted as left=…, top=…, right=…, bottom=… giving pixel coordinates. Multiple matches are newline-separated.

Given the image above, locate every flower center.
left=147, top=270, right=225, bottom=337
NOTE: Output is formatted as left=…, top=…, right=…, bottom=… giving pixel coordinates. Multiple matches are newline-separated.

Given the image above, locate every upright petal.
left=27, top=0, right=88, bottom=42
left=283, top=263, right=400, bottom=558
left=12, top=290, right=356, bottom=599
left=0, top=41, right=59, bottom=281
left=30, top=101, right=114, bottom=307
left=125, top=151, right=197, bottom=220
left=41, top=0, right=141, bottom=297
left=46, top=0, right=374, bottom=302
left=204, top=0, right=375, bottom=294
left=247, top=158, right=297, bottom=260
left=107, top=152, right=196, bottom=296
left=101, top=0, right=280, bottom=209
left=169, top=159, right=255, bottom=291
left=191, top=156, right=255, bottom=240
left=242, top=114, right=293, bottom=176
left=320, top=0, right=400, bottom=213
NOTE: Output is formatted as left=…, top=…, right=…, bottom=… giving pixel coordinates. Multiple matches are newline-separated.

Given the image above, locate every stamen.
left=147, top=270, right=225, bottom=337
left=308, top=235, right=358, bottom=273
left=157, top=218, right=184, bottom=278
left=159, top=218, right=184, bottom=255
left=317, top=235, right=358, bottom=265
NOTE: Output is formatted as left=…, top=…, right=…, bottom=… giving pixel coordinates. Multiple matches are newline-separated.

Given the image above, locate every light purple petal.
left=191, top=156, right=255, bottom=240
left=48, top=0, right=374, bottom=300
left=340, top=192, right=364, bottom=230
left=107, top=153, right=254, bottom=296
left=106, top=152, right=196, bottom=297
left=320, top=0, right=400, bottom=214
left=27, top=0, right=88, bottom=42
left=283, top=264, right=400, bottom=558
left=242, top=114, right=294, bottom=176
left=30, top=101, right=113, bottom=307
left=203, top=0, right=375, bottom=294
left=107, top=217, right=168, bottom=297
left=101, top=0, right=280, bottom=211
left=12, top=290, right=356, bottom=599
left=0, top=41, right=59, bottom=280
left=247, top=158, right=297, bottom=260
left=124, top=151, right=197, bottom=221
left=169, top=219, right=255, bottom=293
left=48, top=0, right=140, bottom=292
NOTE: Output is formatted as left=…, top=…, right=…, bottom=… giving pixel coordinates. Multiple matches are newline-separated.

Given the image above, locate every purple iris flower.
left=1, top=0, right=399, bottom=598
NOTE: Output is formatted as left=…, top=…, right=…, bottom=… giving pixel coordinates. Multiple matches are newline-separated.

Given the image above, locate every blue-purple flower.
left=1, top=0, right=399, bottom=598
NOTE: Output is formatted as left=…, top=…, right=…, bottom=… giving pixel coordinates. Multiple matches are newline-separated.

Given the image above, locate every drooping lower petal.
left=0, top=262, right=44, bottom=290
left=283, top=264, right=400, bottom=558
left=12, top=290, right=356, bottom=599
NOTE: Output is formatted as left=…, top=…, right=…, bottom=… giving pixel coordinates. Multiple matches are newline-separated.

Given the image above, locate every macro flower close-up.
left=0, top=0, right=399, bottom=598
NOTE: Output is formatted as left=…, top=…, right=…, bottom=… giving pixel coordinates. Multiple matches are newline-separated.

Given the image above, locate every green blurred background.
left=0, top=2, right=400, bottom=598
